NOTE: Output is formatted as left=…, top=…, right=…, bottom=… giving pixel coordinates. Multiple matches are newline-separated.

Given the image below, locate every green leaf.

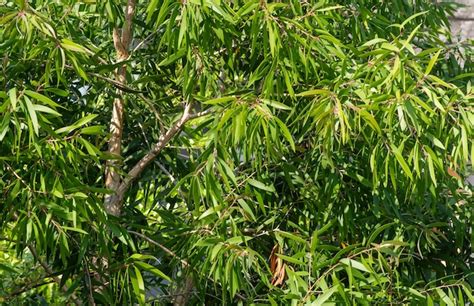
left=261, top=99, right=291, bottom=110
left=60, top=39, right=89, bottom=54
left=178, top=7, right=187, bottom=47
left=62, top=226, right=89, bottom=235
left=56, top=114, right=98, bottom=134
left=340, top=258, right=370, bottom=273
left=276, top=253, right=304, bottom=265
left=316, top=5, right=344, bottom=12
left=296, top=89, right=331, bottom=97
left=248, top=179, right=275, bottom=192
left=390, top=144, right=413, bottom=180
left=134, top=261, right=171, bottom=282
left=407, top=287, right=426, bottom=300
left=436, top=288, right=454, bottom=306
left=218, top=159, right=237, bottom=186
left=146, top=0, right=160, bottom=24
left=381, top=42, right=399, bottom=53
left=237, top=198, right=256, bottom=221
left=225, top=236, right=253, bottom=245
left=400, top=11, right=428, bottom=28
left=276, top=230, right=306, bottom=244
left=131, top=266, right=146, bottom=306
left=424, top=50, right=441, bottom=75
left=23, top=96, right=39, bottom=136
left=33, top=105, right=61, bottom=116
left=158, top=48, right=186, bottom=66
left=267, top=21, right=277, bottom=56
left=362, top=38, right=387, bottom=47
left=80, top=125, right=104, bottom=135
left=44, top=87, right=69, bottom=97
left=274, top=117, right=295, bottom=151
left=24, top=90, right=61, bottom=108
left=203, top=96, right=236, bottom=105
left=367, top=222, right=396, bottom=245
left=8, top=88, right=17, bottom=111
left=427, top=153, right=437, bottom=187
left=359, top=109, right=381, bottom=134
left=313, top=285, right=339, bottom=306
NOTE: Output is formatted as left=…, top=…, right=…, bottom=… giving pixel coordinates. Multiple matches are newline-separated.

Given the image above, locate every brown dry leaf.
left=269, top=245, right=286, bottom=286
left=447, top=167, right=461, bottom=180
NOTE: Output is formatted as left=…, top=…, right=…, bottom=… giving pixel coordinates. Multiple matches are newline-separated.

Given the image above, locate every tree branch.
left=106, top=103, right=212, bottom=210
left=128, top=230, right=189, bottom=268
left=117, top=103, right=192, bottom=196
left=27, top=244, right=82, bottom=305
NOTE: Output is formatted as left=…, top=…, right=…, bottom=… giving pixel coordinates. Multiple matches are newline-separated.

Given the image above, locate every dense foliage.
left=0, top=0, right=473, bottom=304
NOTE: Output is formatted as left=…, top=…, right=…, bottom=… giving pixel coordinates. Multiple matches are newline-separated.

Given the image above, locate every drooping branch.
left=104, top=0, right=136, bottom=216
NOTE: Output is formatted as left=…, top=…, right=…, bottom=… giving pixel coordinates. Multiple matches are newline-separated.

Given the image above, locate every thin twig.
left=27, top=244, right=82, bottom=305
left=127, top=230, right=247, bottom=301
left=5, top=280, right=56, bottom=299
left=128, top=230, right=189, bottom=268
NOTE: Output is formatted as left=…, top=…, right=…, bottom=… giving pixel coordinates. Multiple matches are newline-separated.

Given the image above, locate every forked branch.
left=107, top=103, right=211, bottom=211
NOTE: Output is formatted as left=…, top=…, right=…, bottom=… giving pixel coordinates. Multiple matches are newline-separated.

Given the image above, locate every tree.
left=0, top=0, right=473, bottom=304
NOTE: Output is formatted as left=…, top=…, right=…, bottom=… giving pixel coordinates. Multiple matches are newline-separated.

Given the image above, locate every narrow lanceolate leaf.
left=23, top=96, right=39, bottom=135
left=203, top=96, right=237, bottom=105
left=261, top=99, right=291, bottom=110
left=158, top=48, right=186, bottom=66
left=340, top=258, right=370, bottom=273
left=8, top=88, right=17, bottom=111
left=362, top=38, right=387, bottom=47
left=381, top=42, right=400, bottom=53
left=0, top=112, right=10, bottom=141
left=316, top=5, right=344, bottom=12
left=276, top=253, right=304, bottom=265
left=267, top=21, right=277, bottom=56
left=359, top=109, right=381, bottom=134
left=248, top=179, right=275, bottom=192
left=273, top=117, right=295, bottom=151
left=131, top=267, right=146, bottom=306
left=62, top=226, right=89, bottom=235
left=225, top=236, right=253, bottom=245
left=400, top=11, right=428, bottom=28
left=237, top=198, right=256, bottom=221
left=24, top=90, right=61, bottom=107
left=424, top=50, right=441, bottom=75
left=33, top=105, right=61, bottom=116
left=390, top=144, right=413, bottom=180
left=314, top=285, right=339, bottom=306
left=134, top=261, right=171, bottom=282
left=146, top=0, right=160, bottom=24
left=276, top=230, right=307, bottom=244
left=56, top=114, right=98, bottom=134
left=296, top=89, right=331, bottom=96
left=60, top=38, right=89, bottom=54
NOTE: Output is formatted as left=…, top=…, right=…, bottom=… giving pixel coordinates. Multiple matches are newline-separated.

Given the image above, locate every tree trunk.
left=104, top=0, right=136, bottom=216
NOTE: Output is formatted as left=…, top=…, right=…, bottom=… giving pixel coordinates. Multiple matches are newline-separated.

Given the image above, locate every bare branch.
left=106, top=102, right=213, bottom=211
left=117, top=103, right=192, bottom=194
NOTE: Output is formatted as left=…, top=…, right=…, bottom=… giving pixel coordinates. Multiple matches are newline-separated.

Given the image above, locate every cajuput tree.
left=0, top=0, right=473, bottom=304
